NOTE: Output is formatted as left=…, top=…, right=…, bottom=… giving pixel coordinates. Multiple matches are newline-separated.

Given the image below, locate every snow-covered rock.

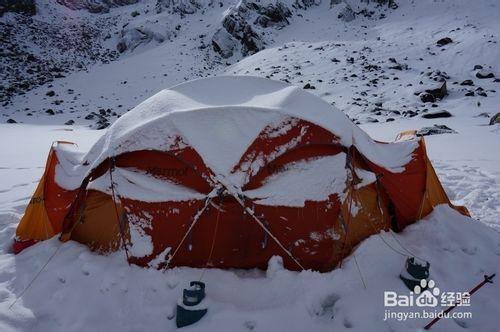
left=212, top=0, right=294, bottom=58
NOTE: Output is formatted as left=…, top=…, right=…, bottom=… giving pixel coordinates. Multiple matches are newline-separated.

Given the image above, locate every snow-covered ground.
left=1, top=0, right=499, bottom=330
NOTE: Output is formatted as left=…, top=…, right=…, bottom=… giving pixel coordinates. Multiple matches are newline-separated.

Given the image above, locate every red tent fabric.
left=14, top=77, right=468, bottom=271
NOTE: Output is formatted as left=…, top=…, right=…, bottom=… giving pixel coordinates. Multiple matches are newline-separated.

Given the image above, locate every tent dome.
left=14, top=76, right=468, bottom=271
left=77, top=76, right=417, bottom=185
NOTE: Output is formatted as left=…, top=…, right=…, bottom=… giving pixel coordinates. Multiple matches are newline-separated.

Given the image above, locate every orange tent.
left=14, top=77, right=468, bottom=271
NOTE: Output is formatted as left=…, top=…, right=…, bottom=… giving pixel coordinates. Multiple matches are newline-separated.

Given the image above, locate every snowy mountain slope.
left=224, top=0, right=500, bottom=228
left=1, top=0, right=396, bottom=127
left=0, top=0, right=499, bottom=331
left=226, top=0, right=499, bottom=123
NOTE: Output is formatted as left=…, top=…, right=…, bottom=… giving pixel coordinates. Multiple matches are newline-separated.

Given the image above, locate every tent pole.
left=424, top=274, right=495, bottom=330
left=213, top=176, right=305, bottom=271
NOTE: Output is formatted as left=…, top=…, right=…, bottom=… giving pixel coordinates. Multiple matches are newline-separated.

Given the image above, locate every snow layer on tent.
left=53, top=76, right=418, bottom=191
left=87, top=167, right=206, bottom=202
left=245, top=154, right=347, bottom=206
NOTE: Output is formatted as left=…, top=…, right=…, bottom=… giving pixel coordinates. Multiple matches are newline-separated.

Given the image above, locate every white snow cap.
left=59, top=76, right=418, bottom=190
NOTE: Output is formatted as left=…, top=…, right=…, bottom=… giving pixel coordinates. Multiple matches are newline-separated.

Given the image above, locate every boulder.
left=490, top=113, right=500, bottom=125
left=255, top=2, right=292, bottom=28
left=214, top=0, right=287, bottom=57
left=436, top=37, right=452, bottom=46
left=420, top=93, right=435, bottom=103
left=212, top=29, right=237, bottom=58
left=117, top=26, right=167, bottom=53
left=460, top=80, right=473, bottom=86
left=421, top=110, right=452, bottom=119
left=425, top=81, right=447, bottom=99
left=337, top=3, right=355, bottom=22
left=417, top=124, right=457, bottom=136
left=476, top=71, right=495, bottom=79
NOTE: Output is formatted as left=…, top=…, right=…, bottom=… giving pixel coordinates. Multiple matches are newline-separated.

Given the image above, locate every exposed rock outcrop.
left=212, top=0, right=292, bottom=58
left=0, top=0, right=36, bottom=16
left=56, top=0, right=139, bottom=13
left=117, top=25, right=168, bottom=53
left=155, top=0, right=203, bottom=15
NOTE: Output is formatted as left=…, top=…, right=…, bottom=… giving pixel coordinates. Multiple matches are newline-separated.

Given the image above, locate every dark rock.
left=476, top=112, right=490, bottom=118
left=212, top=29, right=237, bottom=58
left=476, top=71, right=495, bottom=79
left=6, top=118, right=17, bottom=123
left=422, top=81, right=447, bottom=102
left=213, top=0, right=292, bottom=58
left=489, top=113, right=500, bottom=125
left=255, top=2, right=292, bottom=28
left=420, top=93, right=435, bottom=103
left=421, top=110, right=452, bottom=119
left=389, top=64, right=406, bottom=70
left=117, top=26, right=166, bottom=54
left=337, top=3, right=355, bottom=22
left=473, top=65, right=483, bottom=70
left=303, top=83, right=315, bottom=89
left=46, top=90, right=56, bottom=97
left=386, top=118, right=395, bottom=122
left=417, top=124, right=457, bottom=136
left=56, top=0, right=138, bottom=13
left=65, top=119, right=75, bottom=125
left=460, top=80, right=473, bottom=86
left=436, top=37, right=453, bottom=46
left=156, top=0, right=200, bottom=14
left=117, top=41, right=127, bottom=53
left=96, top=120, right=110, bottom=130
left=45, top=109, right=55, bottom=115
left=465, top=91, right=475, bottom=97
left=0, top=0, right=36, bottom=16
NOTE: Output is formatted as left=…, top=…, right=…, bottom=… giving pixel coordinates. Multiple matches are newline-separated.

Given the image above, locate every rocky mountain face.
left=212, top=0, right=292, bottom=58
left=56, top=0, right=139, bottom=13
left=0, top=0, right=36, bottom=17
left=0, top=11, right=119, bottom=105
left=0, top=0, right=397, bottom=107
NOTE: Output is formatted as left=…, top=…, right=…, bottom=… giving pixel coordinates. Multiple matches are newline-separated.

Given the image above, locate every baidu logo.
left=384, top=279, right=440, bottom=308
left=413, top=279, right=440, bottom=307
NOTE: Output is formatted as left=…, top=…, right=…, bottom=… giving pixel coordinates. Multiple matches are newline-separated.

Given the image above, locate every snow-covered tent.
left=13, top=76, right=468, bottom=271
